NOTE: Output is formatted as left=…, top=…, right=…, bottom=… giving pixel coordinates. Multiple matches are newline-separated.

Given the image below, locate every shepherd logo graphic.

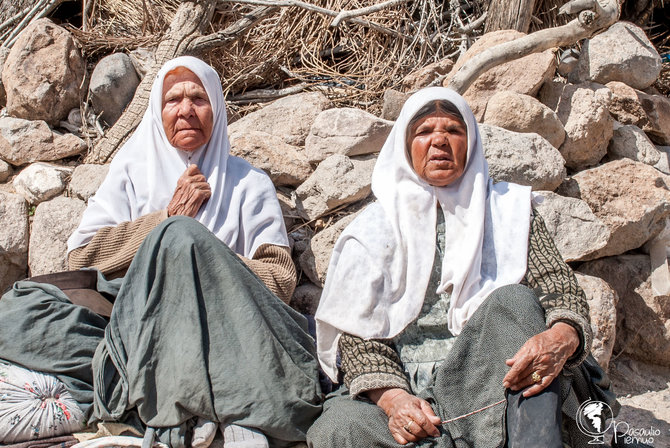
left=576, top=400, right=614, bottom=444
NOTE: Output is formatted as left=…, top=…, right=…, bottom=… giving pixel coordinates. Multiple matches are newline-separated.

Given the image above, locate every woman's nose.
left=431, top=132, right=448, bottom=147
left=178, top=99, right=195, bottom=117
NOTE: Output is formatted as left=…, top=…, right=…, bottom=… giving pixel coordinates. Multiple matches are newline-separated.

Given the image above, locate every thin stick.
left=441, top=399, right=506, bottom=424
left=330, top=0, right=411, bottom=27
left=2, top=0, right=48, bottom=47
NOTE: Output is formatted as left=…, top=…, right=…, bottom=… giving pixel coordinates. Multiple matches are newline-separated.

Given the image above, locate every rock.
left=290, top=283, right=323, bottom=315
left=534, top=191, right=609, bottom=262
left=0, top=159, right=11, bottom=182
left=444, top=30, right=556, bottom=120
left=129, top=47, right=155, bottom=78
left=67, top=164, right=110, bottom=202
left=606, top=81, right=670, bottom=145
left=229, top=131, right=312, bottom=187
left=28, top=196, right=86, bottom=276
left=569, top=21, right=662, bottom=90
left=381, top=89, right=410, bottom=121
left=305, top=108, right=393, bottom=164
left=608, top=122, right=661, bottom=166
left=540, top=82, right=613, bottom=170
left=228, top=92, right=332, bottom=146
left=299, top=212, right=360, bottom=286
left=12, top=163, right=72, bottom=204
left=89, top=53, right=141, bottom=126
left=0, top=192, right=28, bottom=293
left=574, top=272, right=618, bottom=370
left=579, top=255, right=670, bottom=366
left=557, top=159, right=670, bottom=259
left=655, top=146, right=670, bottom=175
left=0, top=46, right=10, bottom=107
left=277, top=189, right=298, bottom=231
left=479, top=124, right=566, bottom=191
left=0, top=117, right=86, bottom=166
left=557, top=48, right=579, bottom=77
left=401, top=59, right=454, bottom=91
left=483, top=91, right=565, bottom=148
left=3, top=19, right=85, bottom=125
left=295, top=155, right=375, bottom=220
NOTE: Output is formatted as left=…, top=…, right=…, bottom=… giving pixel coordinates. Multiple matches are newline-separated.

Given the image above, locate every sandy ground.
left=608, top=356, right=670, bottom=447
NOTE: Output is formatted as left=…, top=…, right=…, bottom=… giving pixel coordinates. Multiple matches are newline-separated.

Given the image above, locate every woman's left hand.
left=502, top=322, right=580, bottom=397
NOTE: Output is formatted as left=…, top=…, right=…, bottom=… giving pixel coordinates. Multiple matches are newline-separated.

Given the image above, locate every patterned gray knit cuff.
left=349, top=372, right=411, bottom=398
left=545, top=308, right=592, bottom=367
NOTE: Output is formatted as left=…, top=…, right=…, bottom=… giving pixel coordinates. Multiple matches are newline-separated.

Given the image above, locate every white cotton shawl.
left=67, top=56, right=288, bottom=257
left=315, top=87, right=532, bottom=381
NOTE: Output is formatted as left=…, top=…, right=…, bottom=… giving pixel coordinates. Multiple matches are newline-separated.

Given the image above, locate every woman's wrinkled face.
left=161, top=68, right=214, bottom=151
left=408, top=111, right=468, bottom=187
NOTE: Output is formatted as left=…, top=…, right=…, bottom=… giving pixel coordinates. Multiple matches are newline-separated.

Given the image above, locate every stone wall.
left=0, top=19, right=668, bottom=372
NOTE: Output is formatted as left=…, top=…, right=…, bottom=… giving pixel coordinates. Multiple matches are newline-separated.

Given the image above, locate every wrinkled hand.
left=167, top=164, right=211, bottom=218
left=368, top=388, right=441, bottom=445
left=503, top=322, right=580, bottom=397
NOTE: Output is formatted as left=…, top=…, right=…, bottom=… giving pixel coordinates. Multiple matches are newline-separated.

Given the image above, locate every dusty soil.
left=608, top=356, right=670, bottom=447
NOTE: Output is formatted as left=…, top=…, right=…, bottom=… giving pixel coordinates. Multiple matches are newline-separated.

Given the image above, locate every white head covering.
left=68, top=56, right=288, bottom=256
left=315, top=87, right=532, bottom=381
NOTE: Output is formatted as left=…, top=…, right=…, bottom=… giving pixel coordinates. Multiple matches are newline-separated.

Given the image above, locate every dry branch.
left=330, top=0, right=411, bottom=27
left=448, top=0, right=620, bottom=94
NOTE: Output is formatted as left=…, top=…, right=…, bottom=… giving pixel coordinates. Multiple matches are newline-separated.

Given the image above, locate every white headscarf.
left=68, top=56, right=288, bottom=257
left=315, top=87, right=532, bottom=381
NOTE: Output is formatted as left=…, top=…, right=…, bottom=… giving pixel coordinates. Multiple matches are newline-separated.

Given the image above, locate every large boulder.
left=3, top=19, right=85, bottom=125
left=608, top=122, right=661, bottom=166
left=579, top=255, right=670, bottom=366
left=534, top=191, right=609, bottom=262
left=28, top=196, right=86, bottom=276
left=67, top=164, right=110, bottom=202
left=298, top=211, right=359, bottom=286
left=574, top=272, right=618, bottom=370
left=228, top=92, right=332, bottom=146
left=0, top=192, right=28, bottom=292
left=569, top=22, right=662, bottom=90
left=483, top=91, right=565, bottom=149
left=540, top=82, right=613, bottom=170
left=606, top=81, right=670, bottom=146
left=305, top=108, right=392, bottom=164
left=295, top=155, right=375, bottom=220
left=12, top=163, right=72, bottom=204
left=479, top=124, right=565, bottom=191
left=444, top=30, right=556, bottom=120
left=558, top=159, right=670, bottom=259
left=401, top=59, right=454, bottom=91
left=89, top=53, right=141, bottom=126
left=0, top=117, right=86, bottom=166
left=229, top=131, right=312, bottom=187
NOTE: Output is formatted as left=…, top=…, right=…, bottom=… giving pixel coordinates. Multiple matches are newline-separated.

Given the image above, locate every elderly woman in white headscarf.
left=307, top=88, right=612, bottom=448
left=0, top=56, right=321, bottom=448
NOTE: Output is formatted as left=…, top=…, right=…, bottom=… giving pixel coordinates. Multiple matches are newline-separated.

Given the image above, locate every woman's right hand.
left=167, top=164, right=212, bottom=218
left=368, top=387, right=441, bottom=445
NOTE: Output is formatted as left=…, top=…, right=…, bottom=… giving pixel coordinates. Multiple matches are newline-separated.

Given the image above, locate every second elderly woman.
left=0, top=56, right=321, bottom=448
left=308, top=87, right=613, bottom=447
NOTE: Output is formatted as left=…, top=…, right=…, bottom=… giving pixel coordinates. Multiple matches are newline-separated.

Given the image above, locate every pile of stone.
left=0, top=18, right=668, bottom=375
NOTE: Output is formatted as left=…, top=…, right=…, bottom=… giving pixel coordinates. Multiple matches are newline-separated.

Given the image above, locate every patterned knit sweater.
left=339, top=212, right=592, bottom=396
left=68, top=209, right=297, bottom=304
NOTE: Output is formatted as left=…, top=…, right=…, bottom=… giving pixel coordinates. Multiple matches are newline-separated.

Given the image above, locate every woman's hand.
left=368, top=388, right=441, bottom=445
left=167, top=164, right=211, bottom=217
left=503, top=322, right=580, bottom=397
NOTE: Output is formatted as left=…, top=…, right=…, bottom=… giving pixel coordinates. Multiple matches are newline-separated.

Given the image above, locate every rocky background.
left=0, top=1, right=669, bottom=441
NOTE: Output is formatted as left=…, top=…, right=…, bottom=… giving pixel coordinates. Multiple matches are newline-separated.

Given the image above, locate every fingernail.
left=502, top=381, right=509, bottom=388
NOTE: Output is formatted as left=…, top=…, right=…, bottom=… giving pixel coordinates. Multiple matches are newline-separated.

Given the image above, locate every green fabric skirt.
left=0, top=216, right=323, bottom=447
